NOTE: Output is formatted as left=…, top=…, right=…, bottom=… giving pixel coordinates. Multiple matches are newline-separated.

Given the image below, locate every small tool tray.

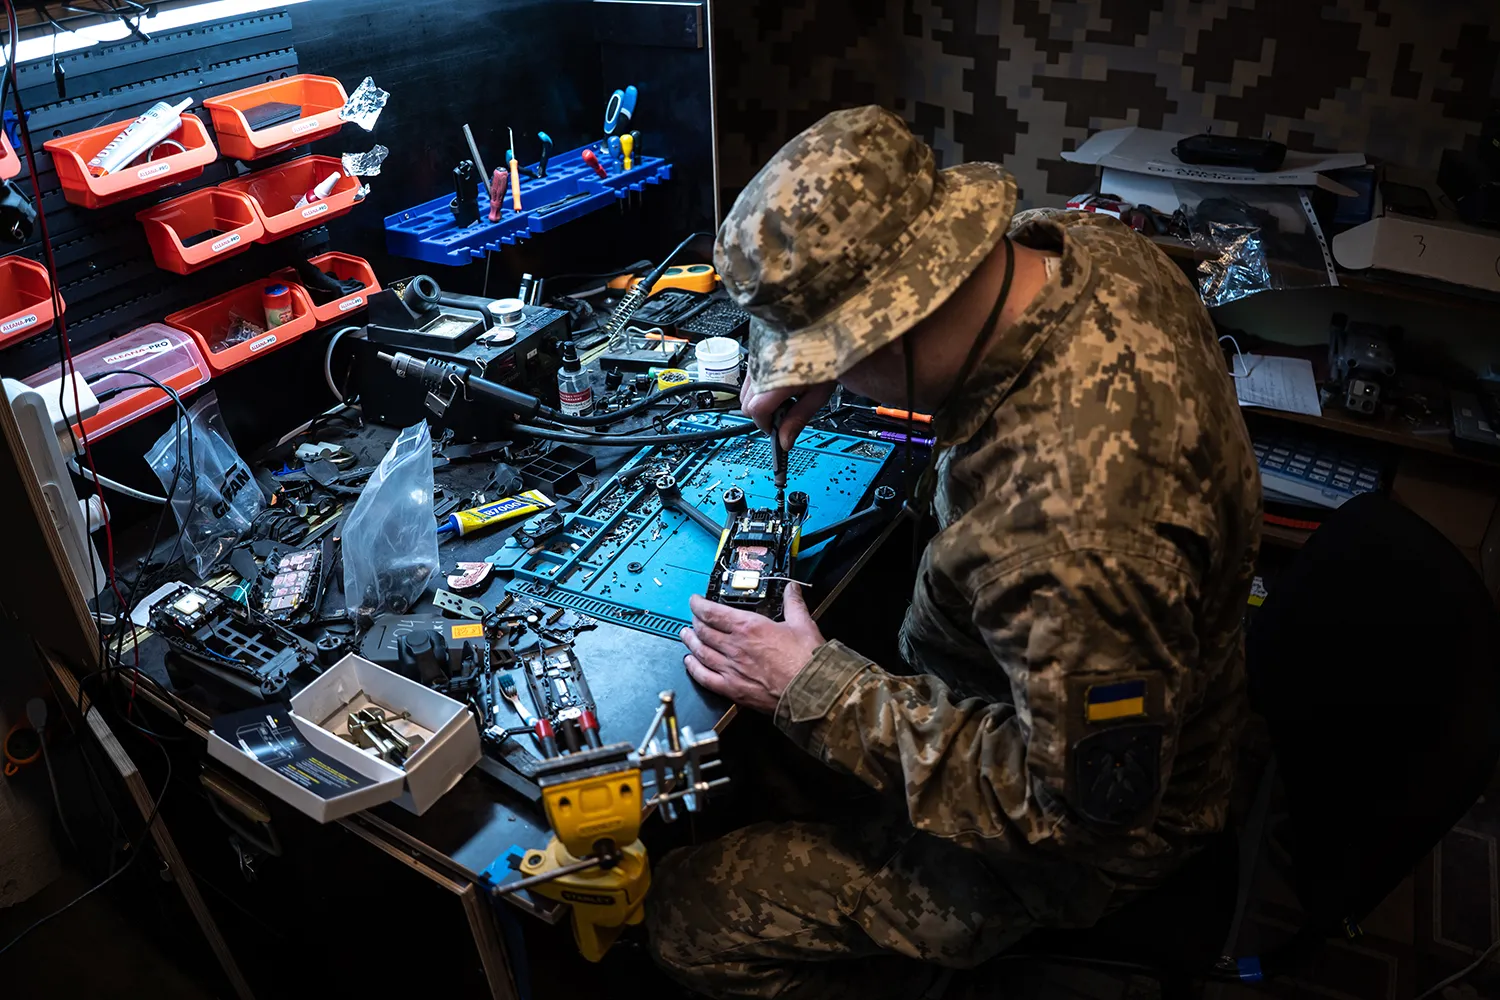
left=383, top=140, right=671, bottom=265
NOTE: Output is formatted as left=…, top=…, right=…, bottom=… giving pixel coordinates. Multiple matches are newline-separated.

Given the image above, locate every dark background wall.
left=713, top=0, right=1500, bottom=208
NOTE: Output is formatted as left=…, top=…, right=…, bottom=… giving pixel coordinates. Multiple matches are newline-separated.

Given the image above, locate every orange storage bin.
left=221, top=156, right=360, bottom=241
left=45, top=112, right=218, bottom=209
left=0, top=131, right=18, bottom=180
left=136, top=187, right=264, bottom=274
left=273, top=252, right=380, bottom=325
left=163, top=279, right=315, bottom=373
left=0, top=256, right=63, bottom=348
left=202, top=75, right=347, bottom=160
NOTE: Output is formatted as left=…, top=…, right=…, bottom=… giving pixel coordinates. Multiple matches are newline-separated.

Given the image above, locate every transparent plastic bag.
left=343, top=421, right=439, bottom=620
left=1169, top=183, right=1334, bottom=307
left=145, top=391, right=264, bottom=578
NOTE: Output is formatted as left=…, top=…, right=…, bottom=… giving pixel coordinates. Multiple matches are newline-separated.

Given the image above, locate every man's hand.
left=740, top=380, right=836, bottom=451
left=680, top=585, right=824, bottom=714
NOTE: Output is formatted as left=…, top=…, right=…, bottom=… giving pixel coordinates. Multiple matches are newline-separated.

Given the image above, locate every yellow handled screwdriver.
left=507, top=126, right=523, bottom=211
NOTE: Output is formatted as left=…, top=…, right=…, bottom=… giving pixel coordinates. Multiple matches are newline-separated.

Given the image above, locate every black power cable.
left=0, top=2, right=184, bottom=953
left=508, top=419, right=759, bottom=448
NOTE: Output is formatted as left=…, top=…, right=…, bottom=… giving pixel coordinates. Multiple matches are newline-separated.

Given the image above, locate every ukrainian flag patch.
left=1085, top=680, right=1148, bottom=722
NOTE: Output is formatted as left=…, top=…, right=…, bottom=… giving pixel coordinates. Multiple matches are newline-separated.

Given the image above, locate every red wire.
left=4, top=1, right=134, bottom=676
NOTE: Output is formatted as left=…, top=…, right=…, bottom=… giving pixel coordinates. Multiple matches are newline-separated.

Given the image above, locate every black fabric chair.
left=1004, top=494, right=1500, bottom=996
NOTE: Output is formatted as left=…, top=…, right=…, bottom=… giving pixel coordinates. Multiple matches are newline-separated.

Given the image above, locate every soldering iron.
left=378, top=350, right=762, bottom=447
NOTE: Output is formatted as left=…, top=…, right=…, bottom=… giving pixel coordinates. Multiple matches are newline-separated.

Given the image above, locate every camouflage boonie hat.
left=715, top=106, right=1017, bottom=392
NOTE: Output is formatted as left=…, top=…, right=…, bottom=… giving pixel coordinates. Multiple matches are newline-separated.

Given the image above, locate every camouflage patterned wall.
left=714, top=0, right=1500, bottom=209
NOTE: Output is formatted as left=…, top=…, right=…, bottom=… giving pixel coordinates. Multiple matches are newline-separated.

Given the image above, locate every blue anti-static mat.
left=490, top=414, right=893, bottom=639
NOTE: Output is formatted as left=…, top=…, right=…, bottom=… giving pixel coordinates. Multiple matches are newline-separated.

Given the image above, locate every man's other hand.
left=740, top=380, right=835, bottom=451
left=681, top=585, right=824, bottom=714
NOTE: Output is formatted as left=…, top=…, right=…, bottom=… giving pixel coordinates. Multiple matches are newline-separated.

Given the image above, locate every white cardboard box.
left=1332, top=212, right=1500, bottom=294
left=206, top=654, right=480, bottom=822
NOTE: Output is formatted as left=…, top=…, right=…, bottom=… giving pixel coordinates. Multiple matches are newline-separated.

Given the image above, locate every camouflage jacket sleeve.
left=773, top=535, right=1201, bottom=860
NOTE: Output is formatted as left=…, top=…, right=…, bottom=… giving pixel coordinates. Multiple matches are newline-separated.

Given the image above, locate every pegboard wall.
left=0, top=7, right=351, bottom=380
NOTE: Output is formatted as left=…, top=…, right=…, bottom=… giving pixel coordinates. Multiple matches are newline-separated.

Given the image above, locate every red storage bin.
left=0, top=130, right=18, bottom=180
left=164, top=279, right=315, bottom=373
left=45, top=112, right=218, bottom=209
left=202, top=75, right=347, bottom=160
left=0, top=256, right=63, bottom=348
left=136, top=187, right=264, bottom=274
left=273, top=252, right=379, bottom=325
left=220, top=156, right=360, bottom=241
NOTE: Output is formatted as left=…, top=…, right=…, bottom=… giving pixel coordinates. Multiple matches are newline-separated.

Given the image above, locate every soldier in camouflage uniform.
left=648, top=106, right=1262, bottom=998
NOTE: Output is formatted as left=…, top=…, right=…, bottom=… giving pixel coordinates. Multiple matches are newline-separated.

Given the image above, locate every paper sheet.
left=1234, top=355, right=1321, bottom=417
left=1064, top=127, right=1364, bottom=191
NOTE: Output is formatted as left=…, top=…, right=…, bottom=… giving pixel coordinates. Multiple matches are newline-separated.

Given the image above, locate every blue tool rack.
left=489, top=414, right=894, bottom=640
left=383, top=142, right=672, bottom=265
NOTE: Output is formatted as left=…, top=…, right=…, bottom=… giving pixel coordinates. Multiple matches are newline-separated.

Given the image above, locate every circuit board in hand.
left=494, top=414, right=893, bottom=639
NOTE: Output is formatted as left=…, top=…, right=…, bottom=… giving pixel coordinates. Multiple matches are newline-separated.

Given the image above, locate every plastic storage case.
left=272, top=252, right=379, bottom=325
left=220, top=156, right=359, bottom=241
left=0, top=256, right=63, bottom=348
left=164, top=279, right=315, bottom=373
left=0, top=130, right=18, bottom=180
left=45, top=113, right=218, bottom=209
left=202, top=75, right=347, bottom=160
left=23, top=325, right=210, bottom=441
left=136, top=187, right=264, bottom=274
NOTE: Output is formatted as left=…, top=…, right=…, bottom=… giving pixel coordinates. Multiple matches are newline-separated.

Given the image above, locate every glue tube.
left=437, top=490, right=554, bottom=537
left=87, top=97, right=193, bottom=177
left=294, top=171, right=343, bottom=208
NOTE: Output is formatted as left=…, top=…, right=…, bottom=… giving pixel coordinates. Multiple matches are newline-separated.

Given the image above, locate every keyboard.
left=1252, top=429, right=1383, bottom=509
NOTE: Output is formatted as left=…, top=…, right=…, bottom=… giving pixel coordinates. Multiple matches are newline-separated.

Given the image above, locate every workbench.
left=88, top=408, right=909, bottom=1000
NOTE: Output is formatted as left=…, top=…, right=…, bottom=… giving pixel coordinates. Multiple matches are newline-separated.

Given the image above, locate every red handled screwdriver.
left=582, top=148, right=607, bottom=178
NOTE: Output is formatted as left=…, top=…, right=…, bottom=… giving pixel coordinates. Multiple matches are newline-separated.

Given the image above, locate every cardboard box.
left=1332, top=212, right=1500, bottom=294
left=206, top=654, right=480, bottom=822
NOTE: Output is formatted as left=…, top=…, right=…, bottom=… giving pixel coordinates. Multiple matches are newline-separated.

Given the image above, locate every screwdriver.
left=771, top=402, right=792, bottom=517
left=850, top=404, right=932, bottom=424
left=487, top=167, right=507, bottom=222
left=863, top=429, right=935, bottom=447
left=582, top=148, right=606, bottom=178
left=537, top=131, right=553, bottom=177
left=621, top=132, right=634, bottom=171
left=507, top=127, right=522, bottom=211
